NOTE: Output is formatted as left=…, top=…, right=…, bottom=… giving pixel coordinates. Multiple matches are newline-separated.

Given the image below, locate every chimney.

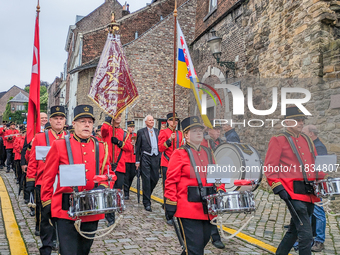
left=122, top=1, right=130, bottom=17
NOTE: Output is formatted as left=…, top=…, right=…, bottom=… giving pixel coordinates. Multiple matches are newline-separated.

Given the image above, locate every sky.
left=0, top=0, right=151, bottom=92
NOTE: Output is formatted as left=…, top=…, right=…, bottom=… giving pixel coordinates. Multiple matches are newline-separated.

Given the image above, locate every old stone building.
left=190, top=0, right=340, bottom=163
left=0, top=86, right=29, bottom=123
left=8, top=92, right=28, bottom=113
left=66, top=0, right=194, bottom=130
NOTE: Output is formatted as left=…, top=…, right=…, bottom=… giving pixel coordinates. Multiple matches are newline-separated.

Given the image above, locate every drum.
left=213, top=143, right=263, bottom=192
left=205, top=191, right=256, bottom=215
left=68, top=189, right=125, bottom=217
left=314, top=178, right=340, bottom=198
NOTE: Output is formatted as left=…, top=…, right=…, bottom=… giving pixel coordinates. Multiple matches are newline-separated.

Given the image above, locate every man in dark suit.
left=135, top=115, right=160, bottom=211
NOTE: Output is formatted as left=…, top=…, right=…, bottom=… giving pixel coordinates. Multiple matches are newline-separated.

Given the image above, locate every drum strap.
left=65, top=135, right=100, bottom=190
left=45, top=130, right=50, bottom=146
left=65, top=135, right=78, bottom=193
left=282, top=132, right=313, bottom=185
left=184, top=144, right=214, bottom=215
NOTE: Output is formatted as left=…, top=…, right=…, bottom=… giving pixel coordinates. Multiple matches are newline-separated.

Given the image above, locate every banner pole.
left=172, top=1, right=177, bottom=151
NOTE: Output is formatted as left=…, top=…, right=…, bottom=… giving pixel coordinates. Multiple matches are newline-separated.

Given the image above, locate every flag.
left=88, top=34, right=138, bottom=118
left=176, top=21, right=212, bottom=128
left=27, top=13, right=41, bottom=143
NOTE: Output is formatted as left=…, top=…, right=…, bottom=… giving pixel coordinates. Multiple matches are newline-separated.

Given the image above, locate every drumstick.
left=286, top=200, right=303, bottom=226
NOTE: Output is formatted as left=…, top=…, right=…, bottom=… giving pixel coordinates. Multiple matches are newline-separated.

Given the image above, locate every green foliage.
left=23, top=84, right=48, bottom=111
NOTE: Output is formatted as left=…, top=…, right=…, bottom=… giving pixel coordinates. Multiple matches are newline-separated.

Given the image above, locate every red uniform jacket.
left=13, top=135, right=25, bottom=160
left=101, top=122, right=132, bottom=173
left=0, top=127, right=5, bottom=138
left=4, top=129, right=19, bottom=149
left=264, top=131, right=324, bottom=203
left=26, top=130, right=67, bottom=186
left=41, top=135, right=114, bottom=222
left=125, top=132, right=136, bottom=163
left=164, top=143, right=224, bottom=220
left=201, top=138, right=220, bottom=150
left=158, top=128, right=184, bottom=167
left=95, top=136, right=103, bottom=142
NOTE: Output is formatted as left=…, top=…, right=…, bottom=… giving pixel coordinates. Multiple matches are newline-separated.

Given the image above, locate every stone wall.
left=190, top=0, right=340, bottom=166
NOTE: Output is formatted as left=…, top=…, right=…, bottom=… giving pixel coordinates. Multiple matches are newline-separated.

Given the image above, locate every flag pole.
left=172, top=0, right=177, bottom=151
left=107, top=13, right=120, bottom=164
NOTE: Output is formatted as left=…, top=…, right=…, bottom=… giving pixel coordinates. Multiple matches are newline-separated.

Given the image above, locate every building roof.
left=8, top=92, right=29, bottom=103
left=0, top=92, right=6, bottom=99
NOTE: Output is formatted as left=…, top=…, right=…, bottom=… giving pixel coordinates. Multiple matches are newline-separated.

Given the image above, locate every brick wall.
left=76, top=0, right=197, bottom=125
left=48, top=77, right=62, bottom=109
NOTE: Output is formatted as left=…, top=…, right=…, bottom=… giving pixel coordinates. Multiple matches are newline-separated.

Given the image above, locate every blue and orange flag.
left=176, top=21, right=223, bottom=128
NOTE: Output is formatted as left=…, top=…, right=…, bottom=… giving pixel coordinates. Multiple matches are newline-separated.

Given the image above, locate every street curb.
left=0, top=176, right=27, bottom=255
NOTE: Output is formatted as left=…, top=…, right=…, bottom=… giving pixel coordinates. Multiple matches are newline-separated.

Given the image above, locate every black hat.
left=73, top=105, right=95, bottom=121
left=20, top=126, right=26, bottom=132
left=6, top=123, right=10, bottom=127
left=45, top=122, right=51, bottom=130
left=9, top=122, right=15, bottom=126
left=181, top=116, right=204, bottom=132
left=127, top=121, right=135, bottom=127
left=97, top=125, right=102, bottom=131
left=50, top=105, right=66, bottom=118
left=285, top=106, right=307, bottom=120
left=166, top=112, right=179, bottom=121
left=209, top=119, right=222, bottom=129
left=68, top=125, right=74, bottom=131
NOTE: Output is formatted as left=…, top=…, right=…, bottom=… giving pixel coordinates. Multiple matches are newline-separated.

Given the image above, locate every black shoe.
left=34, top=230, right=40, bottom=236
left=52, top=240, right=58, bottom=251
left=30, top=211, right=35, bottom=217
left=166, top=219, right=174, bottom=226
left=124, top=196, right=129, bottom=200
left=212, top=240, right=225, bottom=249
left=145, top=205, right=152, bottom=212
left=105, top=213, right=115, bottom=227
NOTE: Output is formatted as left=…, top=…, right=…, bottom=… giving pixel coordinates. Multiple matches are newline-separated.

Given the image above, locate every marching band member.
left=164, top=116, right=225, bottom=255
left=95, top=125, right=103, bottom=141
left=158, top=112, right=183, bottom=224
left=123, top=121, right=137, bottom=200
left=4, top=122, right=19, bottom=173
left=101, top=113, right=132, bottom=225
left=201, top=123, right=223, bottom=151
left=26, top=106, right=67, bottom=254
left=41, top=105, right=114, bottom=255
left=13, top=126, right=26, bottom=184
left=264, top=106, right=326, bottom=255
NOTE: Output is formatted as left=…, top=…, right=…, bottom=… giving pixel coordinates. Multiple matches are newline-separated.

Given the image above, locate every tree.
left=24, top=83, right=48, bottom=111
left=3, top=97, right=26, bottom=124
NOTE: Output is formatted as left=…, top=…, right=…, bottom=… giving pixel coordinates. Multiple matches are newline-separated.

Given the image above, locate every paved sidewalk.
left=131, top=175, right=340, bottom=255
left=0, top=170, right=269, bottom=255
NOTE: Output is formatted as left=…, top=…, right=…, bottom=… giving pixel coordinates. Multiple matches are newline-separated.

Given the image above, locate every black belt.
left=187, top=186, right=216, bottom=202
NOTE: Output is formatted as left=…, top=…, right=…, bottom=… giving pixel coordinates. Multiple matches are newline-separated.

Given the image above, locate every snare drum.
left=214, top=143, right=263, bottom=192
left=314, top=178, right=340, bottom=198
left=205, top=191, right=256, bottom=215
left=68, top=189, right=125, bottom=217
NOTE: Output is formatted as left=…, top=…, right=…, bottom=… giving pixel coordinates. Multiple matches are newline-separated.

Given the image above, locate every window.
left=16, top=105, right=25, bottom=111
left=207, top=106, right=215, bottom=121
left=209, top=0, right=217, bottom=13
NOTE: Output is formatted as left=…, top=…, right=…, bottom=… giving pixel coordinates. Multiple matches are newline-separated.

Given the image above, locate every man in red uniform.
left=26, top=106, right=67, bottom=254
left=101, top=113, right=132, bottom=224
left=264, top=106, right=325, bottom=255
left=201, top=123, right=223, bottom=151
left=4, top=122, right=19, bottom=173
left=158, top=112, right=183, bottom=224
left=13, top=126, right=26, bottom=183
left=41, top=105, right=114, bottom=255
left=0, top=122, right=7, bottom=169
left=123, top=121, right=137, bottom=200
left=164, top=116, right=224, bottom=255
left=95, top=125, right=103, bottom=141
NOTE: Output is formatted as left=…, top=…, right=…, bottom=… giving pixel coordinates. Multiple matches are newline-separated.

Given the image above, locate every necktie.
left=150, top=129, right=153, bottom=137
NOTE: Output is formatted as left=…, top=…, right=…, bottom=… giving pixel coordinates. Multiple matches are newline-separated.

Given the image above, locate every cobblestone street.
left=1, top=169, right=340, bottom=254
left=0, top=170, right=270, bottom=255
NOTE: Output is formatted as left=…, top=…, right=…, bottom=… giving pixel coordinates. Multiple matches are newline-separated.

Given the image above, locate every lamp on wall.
left=207, top=29, right=236, bottom=75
